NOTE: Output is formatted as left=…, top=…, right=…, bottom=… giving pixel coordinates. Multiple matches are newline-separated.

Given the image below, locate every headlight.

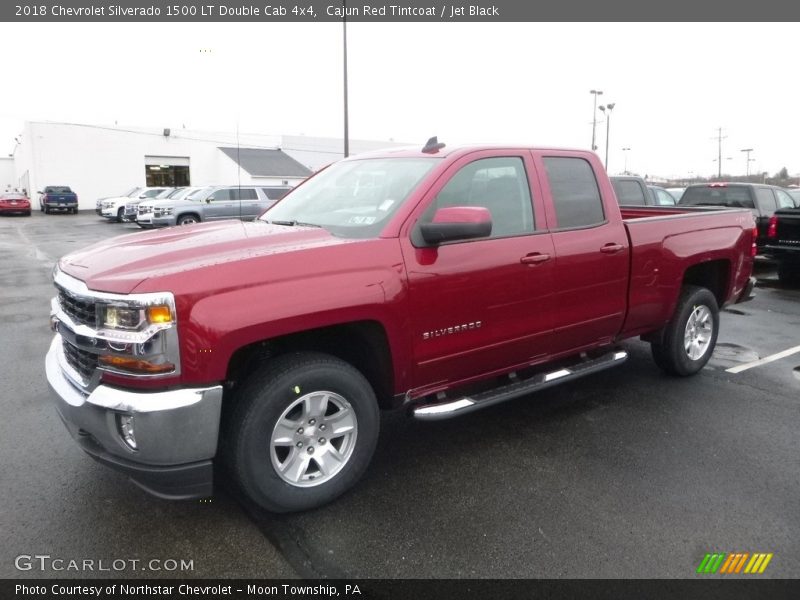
left=100, top=303, right=173, bottom=331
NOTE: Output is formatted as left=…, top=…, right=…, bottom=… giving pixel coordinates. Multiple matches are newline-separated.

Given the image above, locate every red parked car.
left=0, top=192, right=32, bottom=216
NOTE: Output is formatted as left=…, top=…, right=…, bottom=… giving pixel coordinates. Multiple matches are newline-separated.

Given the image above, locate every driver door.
left=399, top=151, right=555, bottom=390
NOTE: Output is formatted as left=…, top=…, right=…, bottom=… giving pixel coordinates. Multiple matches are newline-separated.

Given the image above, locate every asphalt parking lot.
left=1, top=210, right=798, bottom=579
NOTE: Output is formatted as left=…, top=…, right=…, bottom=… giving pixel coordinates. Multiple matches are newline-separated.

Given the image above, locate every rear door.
left=537, top=153, right=629, bottom=354
left=237, top=187, right=262, bottom=219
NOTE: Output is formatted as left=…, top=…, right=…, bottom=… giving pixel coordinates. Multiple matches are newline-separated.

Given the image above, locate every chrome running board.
left=413, top=349, right=628, bottom=421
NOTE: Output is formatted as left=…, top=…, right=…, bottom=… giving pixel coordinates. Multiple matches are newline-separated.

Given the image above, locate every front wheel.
left=650, top=285, right=719, bottom=376
left=116, top=207, right=125, bottom=222
left=227, top=352, right=380, bottom=513
left=177, top=214, right=199, bottom=225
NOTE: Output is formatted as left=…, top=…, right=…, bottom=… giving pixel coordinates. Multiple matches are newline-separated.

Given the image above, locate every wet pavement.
left=2, top=211, right=798, bottom=579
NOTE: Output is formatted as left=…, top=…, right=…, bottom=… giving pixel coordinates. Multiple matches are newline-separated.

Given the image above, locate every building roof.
left=218, top=147, right=312, bottom=178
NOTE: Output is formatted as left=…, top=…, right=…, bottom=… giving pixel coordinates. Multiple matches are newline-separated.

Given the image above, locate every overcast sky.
left=1, top=22, right=798, bottom=180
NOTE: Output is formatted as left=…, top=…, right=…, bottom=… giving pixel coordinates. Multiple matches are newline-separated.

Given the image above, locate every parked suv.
left=100, top=187, right=170, bottom=222
left=96, top=188, right=141, bottom=215
left=679, top=183, right=796, bottom=252
left=136, top=185, right=289, bottom=227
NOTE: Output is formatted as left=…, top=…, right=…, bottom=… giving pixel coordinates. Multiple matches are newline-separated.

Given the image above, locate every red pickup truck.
left=47, top=141, right=756, bottom=512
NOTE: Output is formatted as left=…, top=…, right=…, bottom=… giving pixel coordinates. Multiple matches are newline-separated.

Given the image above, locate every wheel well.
left=226, top=321, right=395, bottom=409
left=177, top=212, right=201, bottom=222
left=682, top=260, right=730, bottom=306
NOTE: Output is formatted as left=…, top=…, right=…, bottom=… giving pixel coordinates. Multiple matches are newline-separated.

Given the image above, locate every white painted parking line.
left=726, top=345, right=800, bottom=374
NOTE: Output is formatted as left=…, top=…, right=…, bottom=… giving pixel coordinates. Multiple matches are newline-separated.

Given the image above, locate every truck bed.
left=619, top=205, right=755, bottom=338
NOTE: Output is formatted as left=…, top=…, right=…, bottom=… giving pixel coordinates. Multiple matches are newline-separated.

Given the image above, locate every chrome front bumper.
left=46, top=335, right=223, bottom=498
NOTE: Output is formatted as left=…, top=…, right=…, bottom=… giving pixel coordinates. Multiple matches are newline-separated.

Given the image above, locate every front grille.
left=62, top=338, right=98, bottom=381
left=138, top=205, right=151, bottom=215
left=57, top=287, right=97, bottom=327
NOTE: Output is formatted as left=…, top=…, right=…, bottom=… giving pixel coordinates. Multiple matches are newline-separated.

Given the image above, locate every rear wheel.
left=650, top=285, right=719, bottom=376
left=227, top=352, right=379, bottom=513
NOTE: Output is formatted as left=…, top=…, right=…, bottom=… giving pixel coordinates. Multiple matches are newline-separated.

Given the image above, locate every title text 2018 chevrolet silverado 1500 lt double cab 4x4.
left=46, top=141, right=757, bottom=512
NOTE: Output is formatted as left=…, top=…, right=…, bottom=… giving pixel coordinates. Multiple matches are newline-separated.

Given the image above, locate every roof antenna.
left=422, top=136, right=446, bottom=154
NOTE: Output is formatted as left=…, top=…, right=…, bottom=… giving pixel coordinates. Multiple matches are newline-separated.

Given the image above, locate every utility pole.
left=590, top=90, right=603, bottom=151
left=712, top=127, right=727, bottom=179
left=740, top=148, right=754, bottom=177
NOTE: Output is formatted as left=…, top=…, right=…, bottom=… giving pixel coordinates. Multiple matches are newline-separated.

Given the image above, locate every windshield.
left=679, top=185, right=754, bottom=208
left=260, top=158, right=437, bottom=238
left=155, top=188, right=177, bottom=199
left=166, top=187, right=187, bottom=199
left=187, top=186, right=213, bottom=202
left=124, top=187, right=142, bottom=197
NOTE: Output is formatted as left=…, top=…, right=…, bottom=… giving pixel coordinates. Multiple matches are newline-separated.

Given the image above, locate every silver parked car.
left=122, top=187, right=177, bottom=222
left=136, top=185, right=291, bottom=227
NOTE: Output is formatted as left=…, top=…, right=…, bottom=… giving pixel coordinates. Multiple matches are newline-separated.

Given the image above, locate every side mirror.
left=205, top=198, right=211, bottom=204
left=419, top=206, right=492, bottom=245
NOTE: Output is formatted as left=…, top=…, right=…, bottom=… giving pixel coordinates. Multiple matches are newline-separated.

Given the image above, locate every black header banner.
left=3, top=0, right=800, bottom=22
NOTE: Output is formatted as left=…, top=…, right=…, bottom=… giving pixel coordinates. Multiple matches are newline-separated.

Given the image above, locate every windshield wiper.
left=263, top=219, right=322, bottom=228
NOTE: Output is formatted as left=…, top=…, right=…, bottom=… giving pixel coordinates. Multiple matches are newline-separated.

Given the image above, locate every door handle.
left=520, top=253, right=551, bottom=265
left=600, top=243, right=624, bottom=254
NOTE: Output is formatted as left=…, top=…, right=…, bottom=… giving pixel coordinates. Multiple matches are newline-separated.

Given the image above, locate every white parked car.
left=95, top=187, right=141, bottom=215
left=100, top=187, right=170, bottom=222
left=135, top=186, right=210, bottom=228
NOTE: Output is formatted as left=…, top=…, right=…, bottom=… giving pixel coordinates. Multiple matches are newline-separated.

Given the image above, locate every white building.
left=0, top=157, right=14, bottom=191
left=10, top=121, right=404, bottom=210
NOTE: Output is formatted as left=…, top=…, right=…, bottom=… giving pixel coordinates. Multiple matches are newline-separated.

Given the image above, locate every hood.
left=59, top=220, right=353, bottom=294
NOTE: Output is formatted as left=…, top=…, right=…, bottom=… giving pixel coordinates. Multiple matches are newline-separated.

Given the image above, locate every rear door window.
left=543, top=157, right=605, bottom=228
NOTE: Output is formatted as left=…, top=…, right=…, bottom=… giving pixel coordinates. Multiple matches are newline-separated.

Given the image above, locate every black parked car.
left=678, top=183, right=796, bottom=252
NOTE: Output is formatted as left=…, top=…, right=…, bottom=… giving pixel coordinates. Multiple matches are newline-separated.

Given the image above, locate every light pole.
left=622, top=147, right=631, bottom=174
left=740, top=148, right=754, bottom=177
left=590, top=89, right=603, bottom=151
left=342, top=1, right=349, bottom=158
left=598, top=102, right=615, bottom=171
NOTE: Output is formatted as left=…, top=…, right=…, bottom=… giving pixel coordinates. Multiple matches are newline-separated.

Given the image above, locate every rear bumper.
left=46, top=336, right=222, bottom=499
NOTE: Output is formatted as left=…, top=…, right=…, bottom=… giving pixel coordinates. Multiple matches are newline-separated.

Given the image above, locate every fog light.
left=117, top=414, right=137, bottom=450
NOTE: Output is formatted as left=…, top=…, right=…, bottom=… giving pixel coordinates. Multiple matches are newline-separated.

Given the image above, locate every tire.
left=650, top=285, right=719, bottom=376
left=116, top=207, right=125, bottom=223
left=177, top=214, right=200, bottom=225
left=44, top=205, right=50, bottom=214
left=227, top=352, right=379, bottom=513
left=777, top=262, right=800, bottom=286
left=25, top=211, right=31, bottom=217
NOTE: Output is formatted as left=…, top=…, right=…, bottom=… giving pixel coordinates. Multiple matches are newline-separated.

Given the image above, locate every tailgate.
left=775, top=209, right=800, bottom=245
